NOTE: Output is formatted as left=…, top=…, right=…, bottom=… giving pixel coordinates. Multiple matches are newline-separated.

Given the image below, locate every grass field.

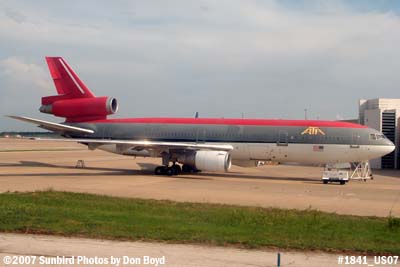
left=0, top=191, right=399, bottom=254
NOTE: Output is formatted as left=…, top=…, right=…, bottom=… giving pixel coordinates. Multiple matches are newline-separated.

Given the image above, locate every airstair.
left=322, top=161, right=372, bottom=185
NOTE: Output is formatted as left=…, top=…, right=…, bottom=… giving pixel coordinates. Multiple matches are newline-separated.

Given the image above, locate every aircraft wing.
left=7, top=115, right=233, bottom=151
left=6, top=116, right=94, bottom=134
left=30, top=137, right=234, bottom=151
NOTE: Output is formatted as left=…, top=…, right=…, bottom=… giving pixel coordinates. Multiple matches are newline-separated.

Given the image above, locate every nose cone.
left=379, top=140, right=395, bottom=157
left=385, top=143, right=396, bottom=154
left=367, top=140, right=395, bottom=160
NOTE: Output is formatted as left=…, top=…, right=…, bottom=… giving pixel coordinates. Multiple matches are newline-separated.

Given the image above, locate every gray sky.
left=1, top=0, right=399, bottom=131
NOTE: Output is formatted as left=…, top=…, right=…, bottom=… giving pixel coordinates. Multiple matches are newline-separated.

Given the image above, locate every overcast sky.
left=1, top=0, right=399, bottom=131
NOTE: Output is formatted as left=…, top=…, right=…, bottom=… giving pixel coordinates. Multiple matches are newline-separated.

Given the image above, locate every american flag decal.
left=313, top=145, right=324, bottom=152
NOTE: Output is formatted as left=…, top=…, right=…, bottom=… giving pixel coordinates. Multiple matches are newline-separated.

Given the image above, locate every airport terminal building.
left=359, top=98, right=400, bottom=169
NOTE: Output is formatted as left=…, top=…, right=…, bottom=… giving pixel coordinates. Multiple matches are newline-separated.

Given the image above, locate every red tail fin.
left=42, top=57, right=94, bottom=105
left=40, top=57, right=118, bottom=122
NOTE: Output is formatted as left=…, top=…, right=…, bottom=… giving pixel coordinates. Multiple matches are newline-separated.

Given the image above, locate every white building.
left=359, top=98, right=400, bottom=169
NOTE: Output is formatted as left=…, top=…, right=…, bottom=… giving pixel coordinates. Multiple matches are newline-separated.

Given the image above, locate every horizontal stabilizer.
left=6, top=116, right=94, bottom=134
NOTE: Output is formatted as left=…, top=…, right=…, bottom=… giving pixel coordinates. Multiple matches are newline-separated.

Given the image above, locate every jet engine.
left=40, top=96, right=118, bottom=121
left=178, top=151, right=231, bottom=172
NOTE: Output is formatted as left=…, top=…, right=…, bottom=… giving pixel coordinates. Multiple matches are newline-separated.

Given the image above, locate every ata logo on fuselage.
left=301, top=127, right=326, bottom=135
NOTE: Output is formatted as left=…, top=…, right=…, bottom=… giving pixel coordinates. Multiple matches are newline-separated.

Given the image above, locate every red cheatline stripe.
left=88, top=118, right=367, bottom=128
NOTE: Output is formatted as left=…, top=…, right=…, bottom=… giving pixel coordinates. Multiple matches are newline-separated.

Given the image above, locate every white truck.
left=322, top=170, right=349, bottom=185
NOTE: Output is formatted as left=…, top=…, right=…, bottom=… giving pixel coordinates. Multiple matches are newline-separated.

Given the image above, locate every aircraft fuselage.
left=68, top=118, right=395, bottom=165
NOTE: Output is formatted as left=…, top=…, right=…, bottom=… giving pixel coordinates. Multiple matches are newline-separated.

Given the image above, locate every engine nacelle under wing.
left=178, top=151, right=231, bottom=172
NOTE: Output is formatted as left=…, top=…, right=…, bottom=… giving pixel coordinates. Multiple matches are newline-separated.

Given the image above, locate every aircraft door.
left=196, top=127, right=206, bottom=143
left=351, top=131, right=360, bottom=148
left=102, top=124, right=111, bottom=139
left=277, top=130, right=288, bottom=146
left=276, top=130, right=289, bottom=161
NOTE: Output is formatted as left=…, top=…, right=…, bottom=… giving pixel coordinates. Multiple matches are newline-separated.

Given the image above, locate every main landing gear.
left=154, top=164, right=181, bottom=176
left=154, top=164, right=198, bottom=176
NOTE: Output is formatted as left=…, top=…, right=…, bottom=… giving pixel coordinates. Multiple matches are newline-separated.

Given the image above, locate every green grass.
left=0, top=191, right=399, bottom=254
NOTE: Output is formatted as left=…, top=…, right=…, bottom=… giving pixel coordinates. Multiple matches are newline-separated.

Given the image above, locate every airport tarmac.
left=0, top=233, right=348, bottom=267
left=0, top=138, right=399, bottom=217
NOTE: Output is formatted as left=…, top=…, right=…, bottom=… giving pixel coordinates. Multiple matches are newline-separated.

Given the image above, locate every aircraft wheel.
left=182, top=164, right=193, bottom=173
left=155, top=166, right=166, bottom=175
left=340, top=181, right=346, bottom=185
left=323, top=180, right=328, bottom=184
left=172, top=164, right=182, bottom=175
left=166, top=167, right=174, bottom=176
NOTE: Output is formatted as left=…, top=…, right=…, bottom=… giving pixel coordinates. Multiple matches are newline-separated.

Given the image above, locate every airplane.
left=8, top=57, right=395, bottom=176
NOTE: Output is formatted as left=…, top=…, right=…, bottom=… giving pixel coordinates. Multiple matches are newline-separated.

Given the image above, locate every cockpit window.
left=370, top=133, right=386, bottom=140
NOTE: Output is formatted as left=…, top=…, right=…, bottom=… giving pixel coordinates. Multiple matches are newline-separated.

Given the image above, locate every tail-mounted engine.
left=40, top=96, right=118, bottom=122
left=40, top=57, right=119, bottom=122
